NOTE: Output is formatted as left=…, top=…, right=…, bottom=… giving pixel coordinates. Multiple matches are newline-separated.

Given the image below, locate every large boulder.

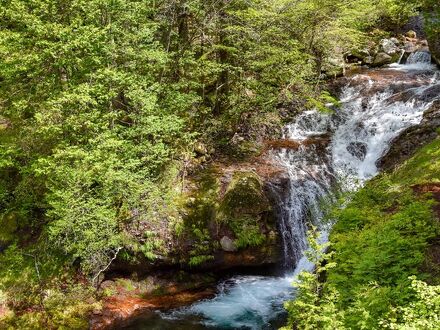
left=380, top=39, right=399, bottom=55
left=377, top=100, right=440, bottom=171
left=372, top=52, right=393, bottom=67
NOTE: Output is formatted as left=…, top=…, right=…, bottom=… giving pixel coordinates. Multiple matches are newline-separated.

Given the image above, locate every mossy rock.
left=178, top=168, right=278, bottom=267
left=219, top=171, right=271, bottom=220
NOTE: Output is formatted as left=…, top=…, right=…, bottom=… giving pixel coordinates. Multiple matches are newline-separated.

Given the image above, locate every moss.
left=218, top=171, right=273, bottom=249
left=390, top=138, right=440, bottom=186
left=179, top=168, right=275, bottom=266
left=219, top=171, right=271, bottom=219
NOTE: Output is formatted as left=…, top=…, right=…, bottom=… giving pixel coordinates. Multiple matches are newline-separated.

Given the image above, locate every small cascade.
left=397, top=49, right=405, bottom=64
left=406, top=51, right=432, bottom=64
left=128, top=59, right=440, bottom=330
left=271, top=110, right=334, bottom=267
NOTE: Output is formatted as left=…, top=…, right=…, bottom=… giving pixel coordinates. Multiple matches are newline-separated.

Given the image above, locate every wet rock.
left=377, top=100, right=440, bottom=171
left=385, top=90, right=416, bottom=105
left=347, top=142, right=368, bottom=161
left=420, top=84, right=440, bottom=102
left=373, top=52, right=393, bottom=67
left=91, top=277, right=216, bottom=330
left=220, top=236, right=237, bottom=252
left=390, top=37, right=400, bottom=45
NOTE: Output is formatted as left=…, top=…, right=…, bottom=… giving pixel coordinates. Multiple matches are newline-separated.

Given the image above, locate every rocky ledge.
left=345, top=30, right=431, bottom=68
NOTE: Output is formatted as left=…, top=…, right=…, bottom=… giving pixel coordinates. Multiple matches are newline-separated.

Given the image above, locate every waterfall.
left=271, top=110, right=334, bottom=268
left=127, top=63, right=440, bottom=330
left=406, top=51, right=432, bottom=64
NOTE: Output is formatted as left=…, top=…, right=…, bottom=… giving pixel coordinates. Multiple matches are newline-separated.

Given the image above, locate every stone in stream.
left=346, top=142, right=368, bottom=161
left=373, top=52, right=393, bottom=67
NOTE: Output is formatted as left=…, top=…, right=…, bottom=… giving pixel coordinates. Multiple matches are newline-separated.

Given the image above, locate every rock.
left=420, top=85, right=440, bottom=102
left=346, top=49, right=369, bottom=63
left=372, top=52, right=393, bottom=67
left=220, top=236, right=237, bottom=252
left=404, top=41, right=418, bottom=53
left=362, top=56, right=373, bottom=65
left=390, top=37, right=400, bottom=45
left=406, top=30, right=417, bottom=39
left=380, top=39, right=398, bottom=55
left=377, top=100, right=440, bottom=171
left=347, top=142, right=367, bottom=161
left=322, top=57, right=345, bottom=77
left=231, top=133, right=245, bottom=145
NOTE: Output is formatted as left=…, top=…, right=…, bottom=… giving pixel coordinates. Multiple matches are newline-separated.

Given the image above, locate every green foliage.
left=382, top=277, right=440, bottom=329
left=0, top=243, right=96, bottom=329
left=230, top=217, right=266, bottom=249
left=282, top=228, right=345, bottom=330
left=188, top=255, right=215, bottom=268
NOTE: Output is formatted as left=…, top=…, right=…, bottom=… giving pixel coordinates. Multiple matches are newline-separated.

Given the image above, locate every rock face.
left=109, top=165, right=283, bottom=277
left=377, top=100, right=440, bottom=171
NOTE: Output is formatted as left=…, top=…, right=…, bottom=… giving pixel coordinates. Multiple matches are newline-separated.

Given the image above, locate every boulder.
left=220, top=236, right=237, bottom=252
left=372, top=52, right=393, bottom=67
left=380, top=39, right=398, bottom=55
left=390, top=37, right=400, bottom=45
left=404, top=41, right=418, bottom=53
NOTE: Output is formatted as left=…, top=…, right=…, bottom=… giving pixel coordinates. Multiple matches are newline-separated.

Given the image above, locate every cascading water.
left=271, top=111, right=335, bottom=268
left=124, top=59, right=440, bottom=330
left=406, top=51, right=432, bottom=65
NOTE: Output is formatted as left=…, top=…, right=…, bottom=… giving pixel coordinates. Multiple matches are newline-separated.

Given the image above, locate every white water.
left=146, top=60, right=439, bottom=330
left=407, top=51, right=432, bottom=65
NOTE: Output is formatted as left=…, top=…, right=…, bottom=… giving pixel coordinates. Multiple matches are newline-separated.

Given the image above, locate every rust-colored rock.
left=90, top=287, right=215, bottom=330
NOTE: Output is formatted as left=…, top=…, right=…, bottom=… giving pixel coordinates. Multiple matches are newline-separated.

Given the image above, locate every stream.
left=123, top=56, right=439, bottom=330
